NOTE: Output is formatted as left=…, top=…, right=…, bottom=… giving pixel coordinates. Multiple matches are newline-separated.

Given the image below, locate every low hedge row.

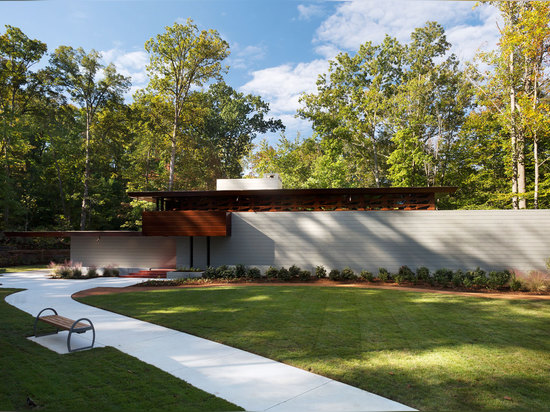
left=198, top=264, right=515, bottom=290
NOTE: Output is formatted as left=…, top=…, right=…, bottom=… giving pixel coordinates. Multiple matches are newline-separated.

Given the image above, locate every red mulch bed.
left=72, top=279, right=550, bottom=301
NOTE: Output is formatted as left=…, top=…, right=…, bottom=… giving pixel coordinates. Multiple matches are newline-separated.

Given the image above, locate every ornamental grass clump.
left=49, top=261, right=83, bottom=279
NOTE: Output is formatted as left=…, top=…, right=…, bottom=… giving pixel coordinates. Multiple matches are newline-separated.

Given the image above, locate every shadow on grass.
left=79, top=286, right=550, bottom=411
left=0, top=289, right=242, bottom=412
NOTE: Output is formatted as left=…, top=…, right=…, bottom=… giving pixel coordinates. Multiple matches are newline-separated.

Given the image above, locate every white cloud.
left=241, top=59, right=328, bottom=115
left=314, top=0, right=499, bottom=62
left=297, top=4, right=324, bottom=21
left=228, top=44, right=267, bottom=70
left=100, top=48, right=149, bottom=95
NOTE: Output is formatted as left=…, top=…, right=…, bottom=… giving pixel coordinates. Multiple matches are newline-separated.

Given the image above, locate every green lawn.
left=1, top=265, right=49, bottom=273
left=79, top=286, right=550, bottom=411
left=0, top=289, right=242, bottom=411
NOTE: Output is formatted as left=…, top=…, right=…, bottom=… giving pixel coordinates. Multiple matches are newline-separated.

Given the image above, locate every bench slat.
left=39, top=315, right=90, bottom=331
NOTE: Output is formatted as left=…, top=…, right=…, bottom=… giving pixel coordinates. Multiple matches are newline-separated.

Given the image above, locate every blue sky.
left=0, top=0, right=500, bottom=144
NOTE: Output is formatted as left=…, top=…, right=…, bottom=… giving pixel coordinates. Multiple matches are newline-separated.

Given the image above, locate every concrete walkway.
left=1, top=271, right=415, bottom=411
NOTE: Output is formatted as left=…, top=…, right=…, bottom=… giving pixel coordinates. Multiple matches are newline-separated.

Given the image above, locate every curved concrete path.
left=1, top=271, right=415, bottom=412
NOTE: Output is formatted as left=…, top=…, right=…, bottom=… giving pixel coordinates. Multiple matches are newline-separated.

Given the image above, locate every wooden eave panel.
left=142, top=211, right=230, bottom=237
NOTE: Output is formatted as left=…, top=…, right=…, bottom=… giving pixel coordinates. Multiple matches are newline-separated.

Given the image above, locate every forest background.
left=0, top=1, right=549, bottom=237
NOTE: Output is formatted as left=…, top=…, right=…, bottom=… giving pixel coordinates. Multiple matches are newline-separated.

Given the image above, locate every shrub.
left=247, top=267, right=261, bottom=279
left=510, top=277, right=523, bottom=292
left=86, top=266, right=98, bottom=278
left=378, top=268, right=391, bottom=282
left=434, top=268, right=453, bottom=287
left=299, top=270, right=312, bottom=281
left=487, top=270, right=512, bottom=289
left=216, top=265, right=235, bottom=279
left=0, top=268, right=6, bottom=274
left=468, top=267, right=487, bottom=288
left=103, top=265, right=119, bottom=277
left=360, top=270, right=374, bottom=282
left=416, top=267, right=430, bottom=282
left=398, top=266, right=415, bottom=282
left=341, top=267, right=355, bottom=280
left=288, top=265, right=302, bottom=279
left=234, top=264, right=247, bottom=279
left=315, top=265, right=327, bottom=278
left=278, top=267, right=291, bottom=281
left=328, top=269, right=341, bottom=281
left=451, top=270, right=466, bottom=287
left=265, top=266, right=279, bottom=279
left=203, top=266, right=217, bottom=279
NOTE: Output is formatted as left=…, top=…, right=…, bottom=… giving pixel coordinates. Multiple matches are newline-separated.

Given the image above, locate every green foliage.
left=434, top=268, right=454, bottom=287
left=202, top=266, right=217, bottom=279
left=265, top=266, right=279, bottom=279
left=102, top=265, right=119, bottom=277
left=315, top=265, right=327, bottom=278
left=278, top=267, right=291, bottom=281
left=288, top=264, right=302, bottom=279
left=360, top=270, right=374, bottom=281
left=340, top=267, right=355, bottom=280
left=328, top=269, right=341, bottom=281
left=215, top=265, right=235, bottom=279
left=416, top=266, right=430, bottom=282
left=247, top=267, right=261, bottom=279
left=510, top=277, right=523, bottom=292
left=487, top=270, right=512, bottom=289
left=234, top=264, right=247, bottom=279
left=378, top=267, right=391, bottom=282
left=299, top=270, right=312, bottom=281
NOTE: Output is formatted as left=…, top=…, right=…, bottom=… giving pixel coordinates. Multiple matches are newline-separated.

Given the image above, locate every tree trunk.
left=80, top=115, right=91, bottom=230
left=168, top=112, right=178, bottom=190
left=509, top=52, right=519, bottom=210
left=53, top=149, right=68, bottom=222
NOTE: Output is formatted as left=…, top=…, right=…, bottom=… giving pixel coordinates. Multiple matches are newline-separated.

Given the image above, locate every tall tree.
left=387, top=22, right=473, bottom=187
left=144, top=19, right=230, bottom=190
left=0, top=25, right=47, bottom=229
left=49, top=46, right=130, bottom=229
left=299, top=36, right=403, bottom=187
left=203, top=82, right=284, bottom=178
left=476, top=1, right=550, bottom=209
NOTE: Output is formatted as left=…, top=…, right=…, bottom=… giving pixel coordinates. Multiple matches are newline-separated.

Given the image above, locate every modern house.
left=7, top=175, right=550, bottom=274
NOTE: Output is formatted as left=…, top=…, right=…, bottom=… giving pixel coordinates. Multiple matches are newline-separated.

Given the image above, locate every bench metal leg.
left=33, top=308, right=58, bottom=337
left=68, top=318, right=95, bottom=353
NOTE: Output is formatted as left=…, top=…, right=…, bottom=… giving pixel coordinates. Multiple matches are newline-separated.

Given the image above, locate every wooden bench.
left=34, top=308, right=95, bottom=353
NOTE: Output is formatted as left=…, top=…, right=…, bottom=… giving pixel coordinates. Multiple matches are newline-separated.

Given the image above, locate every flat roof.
left=129, top=186, right=457, bottom=201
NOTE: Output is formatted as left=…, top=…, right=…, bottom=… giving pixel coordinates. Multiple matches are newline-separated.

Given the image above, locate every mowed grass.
left=0, top=289, right=242, bottom=412
left=79, top=286, right=550, bottom=411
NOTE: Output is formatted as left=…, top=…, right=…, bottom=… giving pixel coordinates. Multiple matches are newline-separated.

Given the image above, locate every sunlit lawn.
left=1, top=265, right=49, bottom=273
left=0, top=289, right=242, bottom=411
left=79, top=286, right=550, bottom=411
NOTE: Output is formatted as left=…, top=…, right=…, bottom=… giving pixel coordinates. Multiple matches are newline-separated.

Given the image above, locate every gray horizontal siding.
left=211, top=210, right=550, bottom=272
left=71, top=236, right=176, bottom=269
